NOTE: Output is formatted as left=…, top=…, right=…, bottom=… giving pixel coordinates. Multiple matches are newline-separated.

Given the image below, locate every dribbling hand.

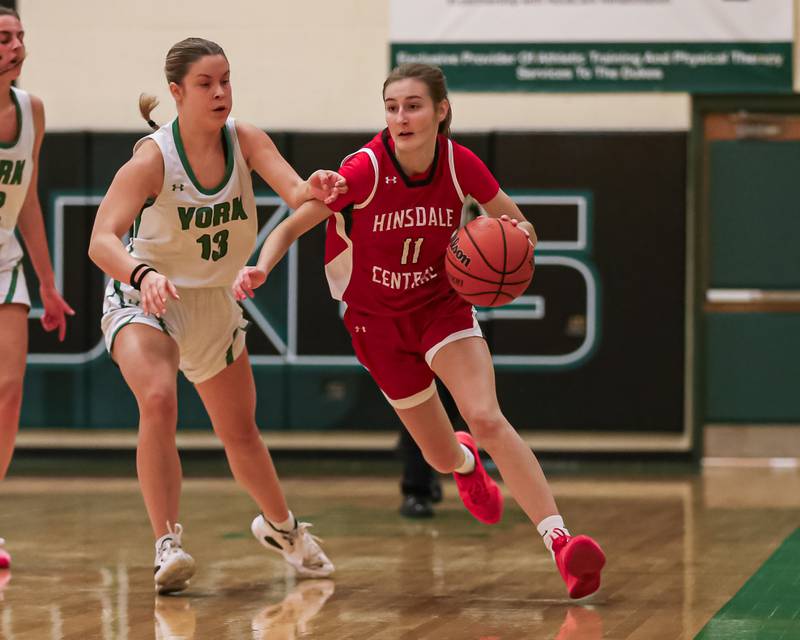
left=308, top=170, right=349, bottom=205
left=139, top=271, right=180, bottom=317
left=233, top=266, right=267, bottom=301
left=500, top=214, right=537, bottom=248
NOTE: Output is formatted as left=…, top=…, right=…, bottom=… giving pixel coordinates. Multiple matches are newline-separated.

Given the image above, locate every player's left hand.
left=39, top=285, right=75, bottom=342
left=500, top=214, right=537, bottom=248
left=309, top=170, right=348, bottom=205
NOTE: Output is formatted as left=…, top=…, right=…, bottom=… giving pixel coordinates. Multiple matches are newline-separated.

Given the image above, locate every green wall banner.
left=390, top=0, right=794, bottom=93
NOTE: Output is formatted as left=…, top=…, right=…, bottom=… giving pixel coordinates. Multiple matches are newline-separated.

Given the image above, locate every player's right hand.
left=140, top=271, right=180, bottom=317
left=233, top=266, right=267, bottom=301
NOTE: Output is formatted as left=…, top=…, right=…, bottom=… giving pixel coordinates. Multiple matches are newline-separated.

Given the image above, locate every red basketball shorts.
left=343, top=293, right=484, bottom=409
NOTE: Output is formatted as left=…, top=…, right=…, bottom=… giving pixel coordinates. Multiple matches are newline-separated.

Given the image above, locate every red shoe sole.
left=563, top=536, right=605, bottom=599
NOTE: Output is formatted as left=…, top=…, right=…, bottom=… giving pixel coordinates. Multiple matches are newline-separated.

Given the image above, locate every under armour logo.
left=385, top=176, right=397, bottom=184
left=354, top=325, right=367, bottom=333
left=172, top=184, right=184, bottom=191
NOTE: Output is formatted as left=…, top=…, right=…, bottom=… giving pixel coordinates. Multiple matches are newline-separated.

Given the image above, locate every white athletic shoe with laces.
left=251, top=515, right=334, bottom=578
left=154, top=523, right=196, bottom=594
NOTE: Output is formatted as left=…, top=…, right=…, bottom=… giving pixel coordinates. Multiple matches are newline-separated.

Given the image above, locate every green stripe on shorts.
left=694, top=528, right=800, bottom=639
left=225, top=329, right=237, bottom=365
left=113, top=279, right=124, bottom=306
left=108, top=315, right=135, bottom=353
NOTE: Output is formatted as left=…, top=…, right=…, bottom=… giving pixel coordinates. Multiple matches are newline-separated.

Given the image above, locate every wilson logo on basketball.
left=448, top=234, right=471, bottom=267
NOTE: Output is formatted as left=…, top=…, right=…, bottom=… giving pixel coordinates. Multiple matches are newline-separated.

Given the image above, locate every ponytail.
left=138, top=93, right=159, bottom=131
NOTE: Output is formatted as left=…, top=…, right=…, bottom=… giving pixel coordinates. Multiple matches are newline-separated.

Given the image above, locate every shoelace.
left=549, top=530, right=571, bottom=556
left=167, top=522, right=184, bottom=540
left=159, top=522, right=184, bottom=557
left=294, top=523, right=328, bottom=567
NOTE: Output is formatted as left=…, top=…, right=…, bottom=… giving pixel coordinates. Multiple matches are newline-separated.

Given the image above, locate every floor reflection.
left=155, top=596, right=196, bottom=640
left=0, top=469, right=797, bottom=639
left=251, top=579, right=336, bottom=639
left=553, top=606, right=603, bottom=640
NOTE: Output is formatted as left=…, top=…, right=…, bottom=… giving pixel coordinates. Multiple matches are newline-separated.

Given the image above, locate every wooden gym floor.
left=0, top=464, right=798, bottom=639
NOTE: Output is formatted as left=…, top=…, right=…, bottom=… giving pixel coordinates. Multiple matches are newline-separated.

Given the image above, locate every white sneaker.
left=154, top=523, right=195, bottom=594
left=251, top=515, right=334, bottom=578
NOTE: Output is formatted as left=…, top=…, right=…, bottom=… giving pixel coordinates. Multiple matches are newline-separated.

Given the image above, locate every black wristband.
left=132, top=267, right=157, bottom=291
left=129, top=263, right=149, bottom=287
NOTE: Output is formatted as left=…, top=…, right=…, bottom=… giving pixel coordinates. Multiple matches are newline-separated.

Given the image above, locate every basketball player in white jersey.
left=89, top=38, right=343, bottom=594
left=0, top=7, right=75, bottom=571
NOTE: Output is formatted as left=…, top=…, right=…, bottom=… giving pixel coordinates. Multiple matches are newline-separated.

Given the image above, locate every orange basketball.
left=445, top=217, right=534, bottom=307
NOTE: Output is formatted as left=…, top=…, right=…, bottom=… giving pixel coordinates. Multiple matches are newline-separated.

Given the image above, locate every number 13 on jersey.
left=197, top=229, right=229, bottom=261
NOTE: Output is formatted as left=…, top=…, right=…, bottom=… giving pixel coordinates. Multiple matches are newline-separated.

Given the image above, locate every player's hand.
left=139, top=271, right=179, bottom=317
left=500, top=214, right=537, bottom=248
left=233, top=266, right=267, bottom=301
left=308, top=170, right=348, bottom=205
left=39, top=285, right=75, bottom=342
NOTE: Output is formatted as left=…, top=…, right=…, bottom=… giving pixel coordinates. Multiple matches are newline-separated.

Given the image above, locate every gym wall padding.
left=22, top=130, right=688, bottom=432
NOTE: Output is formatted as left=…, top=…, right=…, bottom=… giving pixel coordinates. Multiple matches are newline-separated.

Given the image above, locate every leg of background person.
left=0, top=304, right=27, bottom=480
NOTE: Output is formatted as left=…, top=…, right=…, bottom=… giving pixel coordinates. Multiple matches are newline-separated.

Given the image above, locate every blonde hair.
left=138, top=37, right=227, bottom=131
left=383, top=63, right=452, bottom=137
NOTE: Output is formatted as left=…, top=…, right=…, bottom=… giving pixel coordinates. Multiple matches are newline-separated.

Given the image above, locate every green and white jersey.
left=0, top=87, right=35, bottom=267
left=129, top=117, right=257, bottom=288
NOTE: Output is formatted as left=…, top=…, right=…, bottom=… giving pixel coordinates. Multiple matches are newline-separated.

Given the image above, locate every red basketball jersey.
left=325, top=129, right=499, bottom=316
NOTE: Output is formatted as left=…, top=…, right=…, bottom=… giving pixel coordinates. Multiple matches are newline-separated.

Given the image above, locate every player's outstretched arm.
left=236, top=122, right=346, bottom=208
left=233, top=199, right=332, bottom=300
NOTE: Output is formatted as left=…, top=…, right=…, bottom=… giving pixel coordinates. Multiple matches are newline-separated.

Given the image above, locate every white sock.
left=268, top=511, right=296, bottom=532
left=454, top=444, right=476, bottom=474
left=537, top=515, right=570, bottom=556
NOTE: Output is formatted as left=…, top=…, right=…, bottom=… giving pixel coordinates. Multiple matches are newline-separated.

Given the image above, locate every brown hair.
left=0, top=8, right=20, bottom=19
left=139, top=37, right=227, bottom=131
left=382, top=63, right=452, bottom=137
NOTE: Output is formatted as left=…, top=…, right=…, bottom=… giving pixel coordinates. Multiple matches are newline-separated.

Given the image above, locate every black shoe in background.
left=400, top=494, right=435, bottom=518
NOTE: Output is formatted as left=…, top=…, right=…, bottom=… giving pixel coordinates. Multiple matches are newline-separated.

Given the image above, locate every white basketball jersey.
left=129, top=117, right=257, bottom=288
left=0, top=87, right=35, bottom=267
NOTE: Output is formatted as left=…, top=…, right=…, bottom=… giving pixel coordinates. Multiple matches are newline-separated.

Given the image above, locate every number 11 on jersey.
left=400, top=237, right=424, bottom=265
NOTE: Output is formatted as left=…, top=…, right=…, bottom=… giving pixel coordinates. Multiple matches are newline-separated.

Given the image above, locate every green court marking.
left=695, top=528, right=800, bottom=639
left=221, top=532, right=247, bottom=540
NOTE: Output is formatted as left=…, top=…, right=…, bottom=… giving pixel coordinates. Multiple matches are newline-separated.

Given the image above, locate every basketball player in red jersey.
left=234, top=64, right=605, bottom=599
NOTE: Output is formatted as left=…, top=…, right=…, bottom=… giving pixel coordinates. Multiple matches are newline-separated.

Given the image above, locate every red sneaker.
left=551, top=533, right=605, bottom=599
left=453, top=432, right=503, bottom=524
left=0, top=539, right=9, bottom=570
